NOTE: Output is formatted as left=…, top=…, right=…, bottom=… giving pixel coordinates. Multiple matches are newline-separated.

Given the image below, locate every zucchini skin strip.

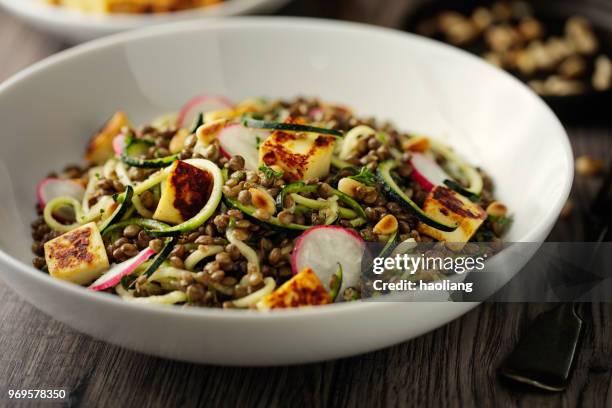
left=98, top=185, right=134, bottom=234
left=225, top=197, right=310, bottom=231
left=121, top=153, right=179, bottom=169
left=377, top=160, right=457, bottom=232
left=242, top=117, right=343, bottom=137
left=101, top=218, right=170, bottom=236
left=148, top=159, right=223, bottom=237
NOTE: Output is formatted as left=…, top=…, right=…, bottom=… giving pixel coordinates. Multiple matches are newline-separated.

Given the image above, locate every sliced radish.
left=291, top=226, right=365, bottom=298
left=308, top=108, right=324, bottom=120
left=37, top=178, right=85, bottom=208
left=89, top=247, right=155, bottom=291
left=112, top=133, right=126, bottom=155
left=217, top=124, right=269, bottom=171
left=409, top=152, right=450, bottom=191
left=177, top=95, right=234, bottom=128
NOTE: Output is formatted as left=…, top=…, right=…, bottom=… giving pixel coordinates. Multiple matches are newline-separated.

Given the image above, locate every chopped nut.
left=337, top=178, right=365, bottom=198
left=483, top=52, right=503, bottom=67
left=518, top=17, right=543, bottom=41
left=565, top=16, right=598, bottom=55
left=485, top=25, right=520, bottom=53
left=516, top=50, right=536, bottom=75
left=560, top=200, right=573, bottom=219
left=402, top=136, right=430, bottom=152
left=558, top=55, right=586, bottom=79
left=575, top=155, right=604, bottom=177
left=373, top=214, right=399, bottom=235
left=545, top=37, right=573, bottom=63
left=543, top=75, right=585, bottom=96
left=486, top=201, right=508, bottom=218
left=438, top=11, right=465, bottom=31
left=593, top=55, right=612, bottom=91
left=527, top=40, right=555, bottom=71
left=492, top=1, right=513, bottom=22
left=472, top=7, right=493, bottom=31
left=446, top=20, right=478, bottom=45
left=248, top=187, right=276, bottom=215
left=528, top=80, right=546, bottom=95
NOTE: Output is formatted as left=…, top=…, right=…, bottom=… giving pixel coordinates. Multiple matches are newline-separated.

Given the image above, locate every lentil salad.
left=31, top=96, right=511, bottom=310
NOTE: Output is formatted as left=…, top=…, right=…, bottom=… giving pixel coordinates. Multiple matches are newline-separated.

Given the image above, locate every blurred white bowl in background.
left=0, top=0, right=291, bottom=43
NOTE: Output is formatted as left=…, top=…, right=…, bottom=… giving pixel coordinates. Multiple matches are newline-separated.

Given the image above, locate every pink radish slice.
left=217, top=124, right=269, bottom=171
left=409, top=152, right=450, bottom=191
left=291, top=226, right=365, bottom=296
left=177, top=95, right=234, bottom=128
left=309, top=108, right=324, bottom=120
left=112, top=133, right=126, bottom=155
left=89, top=247, right=155, bottom=291
left=36, top=178, right=85, bottom=208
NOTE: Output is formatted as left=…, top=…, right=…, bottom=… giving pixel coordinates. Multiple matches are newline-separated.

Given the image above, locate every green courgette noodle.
left=323, top=197, right=339, bottom=225
left=82, top=166, right=102, bottom=213
left=43, top=197, right=84, bottom=233
left=289, top=193, right=356, bottom=219
left=115, top=170, right=165, bottom=203
left=148, top=159, right=223, bottom=236
left=102, top=158, right=116, bottom=180
left=114, top=161, right=131, bottom=186
left=232, top=277, right=276, bottom=308
left=330, top=155, right=352, bottom=169
left=429, top=140, right=483, bottom=195
left=329, top=263, right=343, bottom=302
left=147, top=266, right=194, bottom=283
left=125, top=290, right=188, bottom=305
left=115, top=284, right=134, bottom=299
left=242, top=117, right=343, bottom=137
left=184, top=245, right=224, bottom=271
left=101, top=218, right=170, bottom=236
left=227, top=228, right=260, bottom=275
left=339, top=125, right=375, bottom=159
left=350, top=218, right=367, bottom=228
left=289, top=193, right=327, bottom=210
left=115, top=161, right=155, bottom=218
left=44, top=195, right=118, bottom=232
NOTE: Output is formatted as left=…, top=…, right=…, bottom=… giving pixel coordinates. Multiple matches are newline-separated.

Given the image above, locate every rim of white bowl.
left=0, top=17, right=573, bottom=320
left=0, top=0, right=291, bottom=29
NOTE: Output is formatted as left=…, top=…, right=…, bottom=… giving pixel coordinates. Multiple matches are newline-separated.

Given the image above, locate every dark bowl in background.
left=403, top=0, right=612, bottom=124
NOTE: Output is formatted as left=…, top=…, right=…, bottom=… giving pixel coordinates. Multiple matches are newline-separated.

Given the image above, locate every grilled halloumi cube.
left=418, top=186, right=486, bottom=243
left=85, top=111, right=129, bottom=164
left=195, top=118, right=227, bottom=146
left=257, top=268, right=332, bottom=310
left=258, top=121, right=336, bottom=181
left=44, top=222, right=109, bottom=285
left=153, top=160, right=214, bottom=224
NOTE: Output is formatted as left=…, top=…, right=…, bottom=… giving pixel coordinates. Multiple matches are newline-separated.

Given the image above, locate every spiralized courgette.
left=232, top=277, right=276, bottom=308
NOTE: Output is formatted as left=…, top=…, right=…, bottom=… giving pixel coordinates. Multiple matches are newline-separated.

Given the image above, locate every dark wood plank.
left=0, top=2, right=611, bottom=407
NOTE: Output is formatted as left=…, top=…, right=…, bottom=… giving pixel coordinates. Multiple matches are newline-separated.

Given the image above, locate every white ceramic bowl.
left=0, top=0, right=290, bottom=43
left=0, top=18, right=573, bottom=366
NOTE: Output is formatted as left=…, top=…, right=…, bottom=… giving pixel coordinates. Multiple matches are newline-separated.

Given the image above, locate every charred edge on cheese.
left=46, top=228, right=94, bottom=270
left=432, top=187, right=485, bottom=219
left=261, top=131, right=335, bottom=181
left=171, top=161, right=213, bottom=220
left=262, top=269, right=331, bottom=308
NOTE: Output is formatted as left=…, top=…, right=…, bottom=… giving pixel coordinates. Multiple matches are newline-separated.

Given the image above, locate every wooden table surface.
left=1, top=1, right=611, bottom=407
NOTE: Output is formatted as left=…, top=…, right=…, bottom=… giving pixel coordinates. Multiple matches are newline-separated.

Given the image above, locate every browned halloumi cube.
left=44, top=222, right=109, bottom=285
left=85, top=111, right=129, bottom=164
left=195, top=118, right=227, bottom=145
left=153, top=160, right=214, bottom=224
left=258, top=118, right=335, bottom=181
left=418, top=186, right=486, bottom=243
left=257, top=268, right=332, bottom=310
